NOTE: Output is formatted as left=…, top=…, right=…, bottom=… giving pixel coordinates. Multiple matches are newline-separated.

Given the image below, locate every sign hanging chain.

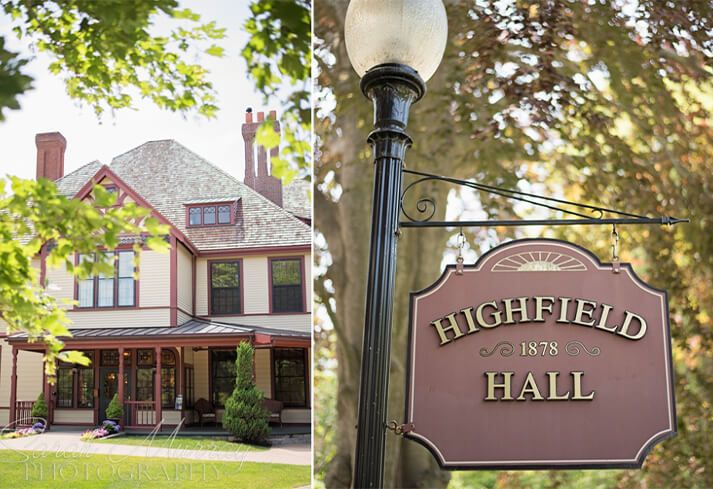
left=611, top=224, right=621, bottom=273
left=456, top=227, right=465, bottom=275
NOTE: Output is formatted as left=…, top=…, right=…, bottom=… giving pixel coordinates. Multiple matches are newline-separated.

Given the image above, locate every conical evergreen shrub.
left=31, top=392, right=48, bottom=420
left=222, top=342, right=271, bottom=444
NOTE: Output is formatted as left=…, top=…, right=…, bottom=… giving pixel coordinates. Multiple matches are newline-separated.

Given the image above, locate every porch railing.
left=124, top=401, right=156, bottom=428
left=14, top=400, right=35, bottom=426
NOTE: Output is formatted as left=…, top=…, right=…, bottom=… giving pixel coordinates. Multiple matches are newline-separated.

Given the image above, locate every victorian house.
left=0, top=111, right=311, bottom=430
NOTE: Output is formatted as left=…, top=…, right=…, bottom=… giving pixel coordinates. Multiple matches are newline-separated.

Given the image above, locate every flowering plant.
left=1, top=425, right=42, bottom=439
left=101, top=420, right=120, bottom=434
left=80, top=428, right=109, bottom=441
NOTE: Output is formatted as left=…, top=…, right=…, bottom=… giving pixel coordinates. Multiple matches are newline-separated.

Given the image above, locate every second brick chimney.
left=241, top=109, right=283, bottom=207
left=36, top=132, right=67, bottom=182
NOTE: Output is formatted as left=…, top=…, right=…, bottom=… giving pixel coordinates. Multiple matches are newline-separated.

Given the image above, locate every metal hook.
left=456, top=227, right=465, bottom=275
left=611, top=224, right=620, bottom=273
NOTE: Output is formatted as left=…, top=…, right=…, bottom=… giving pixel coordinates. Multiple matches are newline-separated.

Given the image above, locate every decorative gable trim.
left=72, top=165, right=199, bottom=255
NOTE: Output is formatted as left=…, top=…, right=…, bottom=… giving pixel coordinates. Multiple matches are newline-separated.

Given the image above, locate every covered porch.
left=6, top=320, right=311, bottom=431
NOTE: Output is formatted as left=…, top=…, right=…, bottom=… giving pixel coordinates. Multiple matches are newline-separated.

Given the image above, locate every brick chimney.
left=36, top=132, right=66, bottom=181
left=241, top=109, right=283, bottom=207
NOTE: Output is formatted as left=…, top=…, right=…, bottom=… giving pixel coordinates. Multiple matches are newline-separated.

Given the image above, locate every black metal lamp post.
left=345, top=1, right=448, bottom=487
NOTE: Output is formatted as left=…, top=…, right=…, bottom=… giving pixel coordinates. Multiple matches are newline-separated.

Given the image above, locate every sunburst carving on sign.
left=492, top=251, right=587, bottom=272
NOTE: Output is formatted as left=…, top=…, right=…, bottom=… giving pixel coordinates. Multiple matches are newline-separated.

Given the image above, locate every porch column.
left=155, top=346, right=162, bottom=427
left=9, top=347, right=17, bottom=424
left=43, top=349, right=51, bottom=425
left=118, top=347, right=125, bottom=405
left=179, top=347, right=185, bottom=415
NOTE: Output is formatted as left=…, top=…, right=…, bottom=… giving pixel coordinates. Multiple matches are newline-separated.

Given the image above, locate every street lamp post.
left=345, top=1, right=448, bottom=487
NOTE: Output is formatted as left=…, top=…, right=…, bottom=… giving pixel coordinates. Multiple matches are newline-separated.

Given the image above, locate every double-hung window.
left=273, top=348, right=307, bottom=408
left=270, top=258, right=304, bottom=313
left=211, top=349, right=237, bottom=408
left=210, top=261, right=241, bottom=314
left=77, top=251, right=136, bottom=308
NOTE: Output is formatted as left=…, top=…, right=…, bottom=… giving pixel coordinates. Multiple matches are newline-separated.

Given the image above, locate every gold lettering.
left=460, top=307, right=479, bottom=334
left=484, top=371, right=514, bottom=401
left=429, top=313, right=464, bottom=346
left=571, top=371, right=595, bottom=400
left=533, top=296, right=555, bottom=322
left=503, top=297, right=529, bottom=324
left=516, top=372, right=544, bottom=401
left=594, top=303, right=617, bottom=333
left=557, top=297, right=571, bottom=323
left=546, top=372, right=570, bottom=400
left=476, top=301, right=502, bottom=328
left=618, top=311, right=647, bottom=340
left=572, top=299, right=597, bottom=327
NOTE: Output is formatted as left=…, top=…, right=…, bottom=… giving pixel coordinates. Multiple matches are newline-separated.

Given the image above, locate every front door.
left=99, top=368, right=130, bottom=424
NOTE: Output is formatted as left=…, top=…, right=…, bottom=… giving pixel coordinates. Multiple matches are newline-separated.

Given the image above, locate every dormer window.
left=185, top=199, right=238, bottom=227
left=189, top=207, right=202, bottom=225
left=218, top=205, right=231, bottom=223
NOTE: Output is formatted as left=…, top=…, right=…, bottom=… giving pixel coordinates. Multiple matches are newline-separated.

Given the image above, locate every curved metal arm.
left=399, top=168, right=689, bottom=228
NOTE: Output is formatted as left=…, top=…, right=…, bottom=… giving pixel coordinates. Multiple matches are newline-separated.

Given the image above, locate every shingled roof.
left=55, top=161, right=103, bottom=197
left=283, top=179, right=311, bottom=221
left=57, top=140, right=310, bottom=251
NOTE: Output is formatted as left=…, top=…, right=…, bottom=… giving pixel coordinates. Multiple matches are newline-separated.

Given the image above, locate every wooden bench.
left=262, top=399, right=283, bottom=426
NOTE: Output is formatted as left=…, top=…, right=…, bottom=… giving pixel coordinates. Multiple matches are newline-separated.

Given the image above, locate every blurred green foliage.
left=0, top=0, right=226, bottom=120
left=242, top=0, right=311, bottom=181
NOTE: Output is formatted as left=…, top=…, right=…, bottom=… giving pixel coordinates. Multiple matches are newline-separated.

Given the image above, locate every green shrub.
left=31, top=393, right=48, bottom=420
left=105, top=393, right=124, bottom=419
left=222, top=342, right=270, bottom=444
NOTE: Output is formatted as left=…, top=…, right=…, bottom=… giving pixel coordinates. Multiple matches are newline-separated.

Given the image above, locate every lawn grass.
left=90, top=436, right=268, bottom=452
left=0, top=450, right=309, bottom=489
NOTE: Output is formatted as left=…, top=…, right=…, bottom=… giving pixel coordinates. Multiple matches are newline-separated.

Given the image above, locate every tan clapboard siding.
left=0, top=339, right=10, bottom=403
left=183, top=346, right=194, bottom=364
left=304, top=253, right=312, bottom=313
left=282, top=408, right=310, bottom=424
left=0, top=408, right=8, bottom=426
left=243, top=256, right=269, bottom=314
left=177, top=310, right=192, bottom=326
left=212, top=314, right=311, bottom=333
left=1, top=348, right=44, bottom=403
left=255, top=349, right=272, bottom=398
left=0, top=318, right=7, bottom=334
left=65, top=308, right=169, bottom=328
left=162, top=409, right=182, bottom=425
left=195, top=259, right=208, bottom=316
left=46, top=262, right=74, bottom=305
left=177, top=244, right=193, bottom=314
left=16, top=350, right=43, bottom=401
left=53, top=409, right=94, bottom=424
left=139, top=250, right=170, bottom=307
left=194, top=350, right=209, bottom=401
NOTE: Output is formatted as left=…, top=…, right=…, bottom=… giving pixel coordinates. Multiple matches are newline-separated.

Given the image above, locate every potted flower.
left=105, top=393, right=124, bottom=423
left=101, top=420, right=120, bottom=435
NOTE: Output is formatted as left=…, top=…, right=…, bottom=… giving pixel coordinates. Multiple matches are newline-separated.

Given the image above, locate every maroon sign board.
left=405, top=239, right=676, bottom=469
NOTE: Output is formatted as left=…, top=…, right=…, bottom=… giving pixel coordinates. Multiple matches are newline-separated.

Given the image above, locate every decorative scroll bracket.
left=399, top=169, right=689, bottom=228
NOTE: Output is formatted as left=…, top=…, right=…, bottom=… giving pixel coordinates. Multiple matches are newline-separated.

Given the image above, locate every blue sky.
left=0, top=1, right=281, bottom=183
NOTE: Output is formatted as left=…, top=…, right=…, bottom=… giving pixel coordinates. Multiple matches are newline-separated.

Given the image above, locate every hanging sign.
left=405, top=238, right=676, bottom=469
